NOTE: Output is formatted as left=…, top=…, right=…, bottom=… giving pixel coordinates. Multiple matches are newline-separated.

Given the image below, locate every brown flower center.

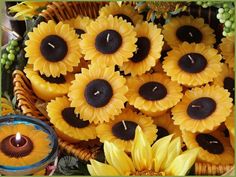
left=61, top=107, right=90, bottom=128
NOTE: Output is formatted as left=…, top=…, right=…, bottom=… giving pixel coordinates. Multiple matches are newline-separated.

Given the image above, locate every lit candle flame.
left=15, top=132, right=21, bottom=141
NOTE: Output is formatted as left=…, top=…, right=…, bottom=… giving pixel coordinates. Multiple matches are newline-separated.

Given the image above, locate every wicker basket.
left=12, top=1, right=234, bottom=175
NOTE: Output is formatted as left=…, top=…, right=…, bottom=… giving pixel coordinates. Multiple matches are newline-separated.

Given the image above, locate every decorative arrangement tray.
left=1, top=1, right=235, bottom=176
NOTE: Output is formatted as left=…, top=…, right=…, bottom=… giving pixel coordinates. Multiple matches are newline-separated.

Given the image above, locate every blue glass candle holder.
left=0, top=115, right=58, bottom=176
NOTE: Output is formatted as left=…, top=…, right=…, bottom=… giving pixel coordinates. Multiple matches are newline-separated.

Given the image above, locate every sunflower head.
left=182, top=129, right=234, bottom=165
left=126, top=73, right=183, bottom=112
left=99, top=2, right=143, bottom=26
left=80, top=15, right=137, bottom=67
left=163, top=16, right=216, bottom=48
left=96, top=108, right=157, bottom=152
left=24, top=65, right=74, bottom=101
left=88, top=126, right=199, bottom=176
left=163, top=42, right=222, bottom=87
left=68, top=63, right=128, bottom=124
left=172, top=85, right=233, bottom=133
left=121, top=22, right=164, bottom=76
left=63, top=16, right=92, bottom=38
left=219, top=35, right=235, bottom=70
left=25, top=20, right=82, bottom=77
left=213, top=64, right=234, bottom=104
left=225, top=111, right=235, bottom=149
left=47, top=96, right=97, bottom=143
left=0, top=124, right=51, bottom=166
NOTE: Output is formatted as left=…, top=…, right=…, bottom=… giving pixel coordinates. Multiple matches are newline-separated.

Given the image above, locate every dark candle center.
left=114, top=14, right=134, bottom=25
left=61, top=107, right=90, bottom=128
left=0, top=135, right=33, bottom=158
left=84, top=79, right=113, bottom=108
left=139, top=81, right=167, bottom=101
left=223, top=77, right=235, bottom=104
left=129, top=37, right=151, bottom=63
left=95, top=29, right=122, bottom=54
left=39, top=73, right=66, bottom=84
left=178, top=53, right=207, bottom=73
left=176, top=25, right=203, bottom=43
left=112, top=121, right=138, bottom=140
left=75, top=28, right=85, bottom=38
left=40, top=35, right=68, bottom=62
left=196, top=133, right=224, bottom=154
left=187, top=97, right=216, bottom=120
left=156, top=126, right=169, bottom=140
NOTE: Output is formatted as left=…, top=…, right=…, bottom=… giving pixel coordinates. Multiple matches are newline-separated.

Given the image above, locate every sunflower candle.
left=0, top=115, right=58, bottom=176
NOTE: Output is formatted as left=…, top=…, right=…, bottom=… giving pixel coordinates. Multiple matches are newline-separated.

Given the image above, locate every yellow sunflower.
left=153, top=113, right=182, bottom=142
left=163, top=42, right=222, bottom=87
left=162, top=15, right=215, bottom=48
left=0, top=124, right=51, bottom=166
left=80, top=15, right=137, bottom=67
left=182, top=129, right=234, bottom=165
left=225, top=111, right=235, bottom=149
left=47, top=96, right=97, bottom=143
left=96, top=108, right=157, bottom=152
left=213, top=64, right=234, bottom=104
left=99, top=2, right=143, bottom=26
left=121, top=22, right=163, bottom=76
left=8, top=2, right=48, bottom=20
left=126, top=73, right=183, bottom=112
left=219, top=35, right=235, bottom=70
left=68, top=63, right=128, bottom=124
left=24, top=66, right=74, bottom=101
left=172, top=85, right=233, bottom=133
left=25, top=20, right=82, bottom=77
left=63, top=16, right=92, bottom=38
left=88, top=126, right=199, bottom=176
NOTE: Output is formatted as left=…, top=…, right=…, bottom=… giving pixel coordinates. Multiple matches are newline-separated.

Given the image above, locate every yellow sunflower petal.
left=89, top=159, right=120, bottom=176
left=160, top=137, right=182, bottom=171
left=131, top=126, right=152, bottom=171
left=104, top=141, right=135, bottom=175
left=166, top=148, right=200, bottom=176
left=152, top=134, right=173, bottom=172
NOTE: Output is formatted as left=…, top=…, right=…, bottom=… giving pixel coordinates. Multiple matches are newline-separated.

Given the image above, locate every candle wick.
left=94, top=90, right=100, bottom=96
left=191, top=104, right=201, bottom=108
left=210, top=141, right=218, bottom=144
left=134, top=47, right=139, bottom=54
left=106, top=33, right=110, bottom=43
left=188, top=55, right=195, bottom=64
left=189, top=32, right=193, bottom=37
left=122, top=120, right=127, bottom=130
left=48, top=42, right=55, bottom=48
left=152, top=86, right=158, bottom=92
